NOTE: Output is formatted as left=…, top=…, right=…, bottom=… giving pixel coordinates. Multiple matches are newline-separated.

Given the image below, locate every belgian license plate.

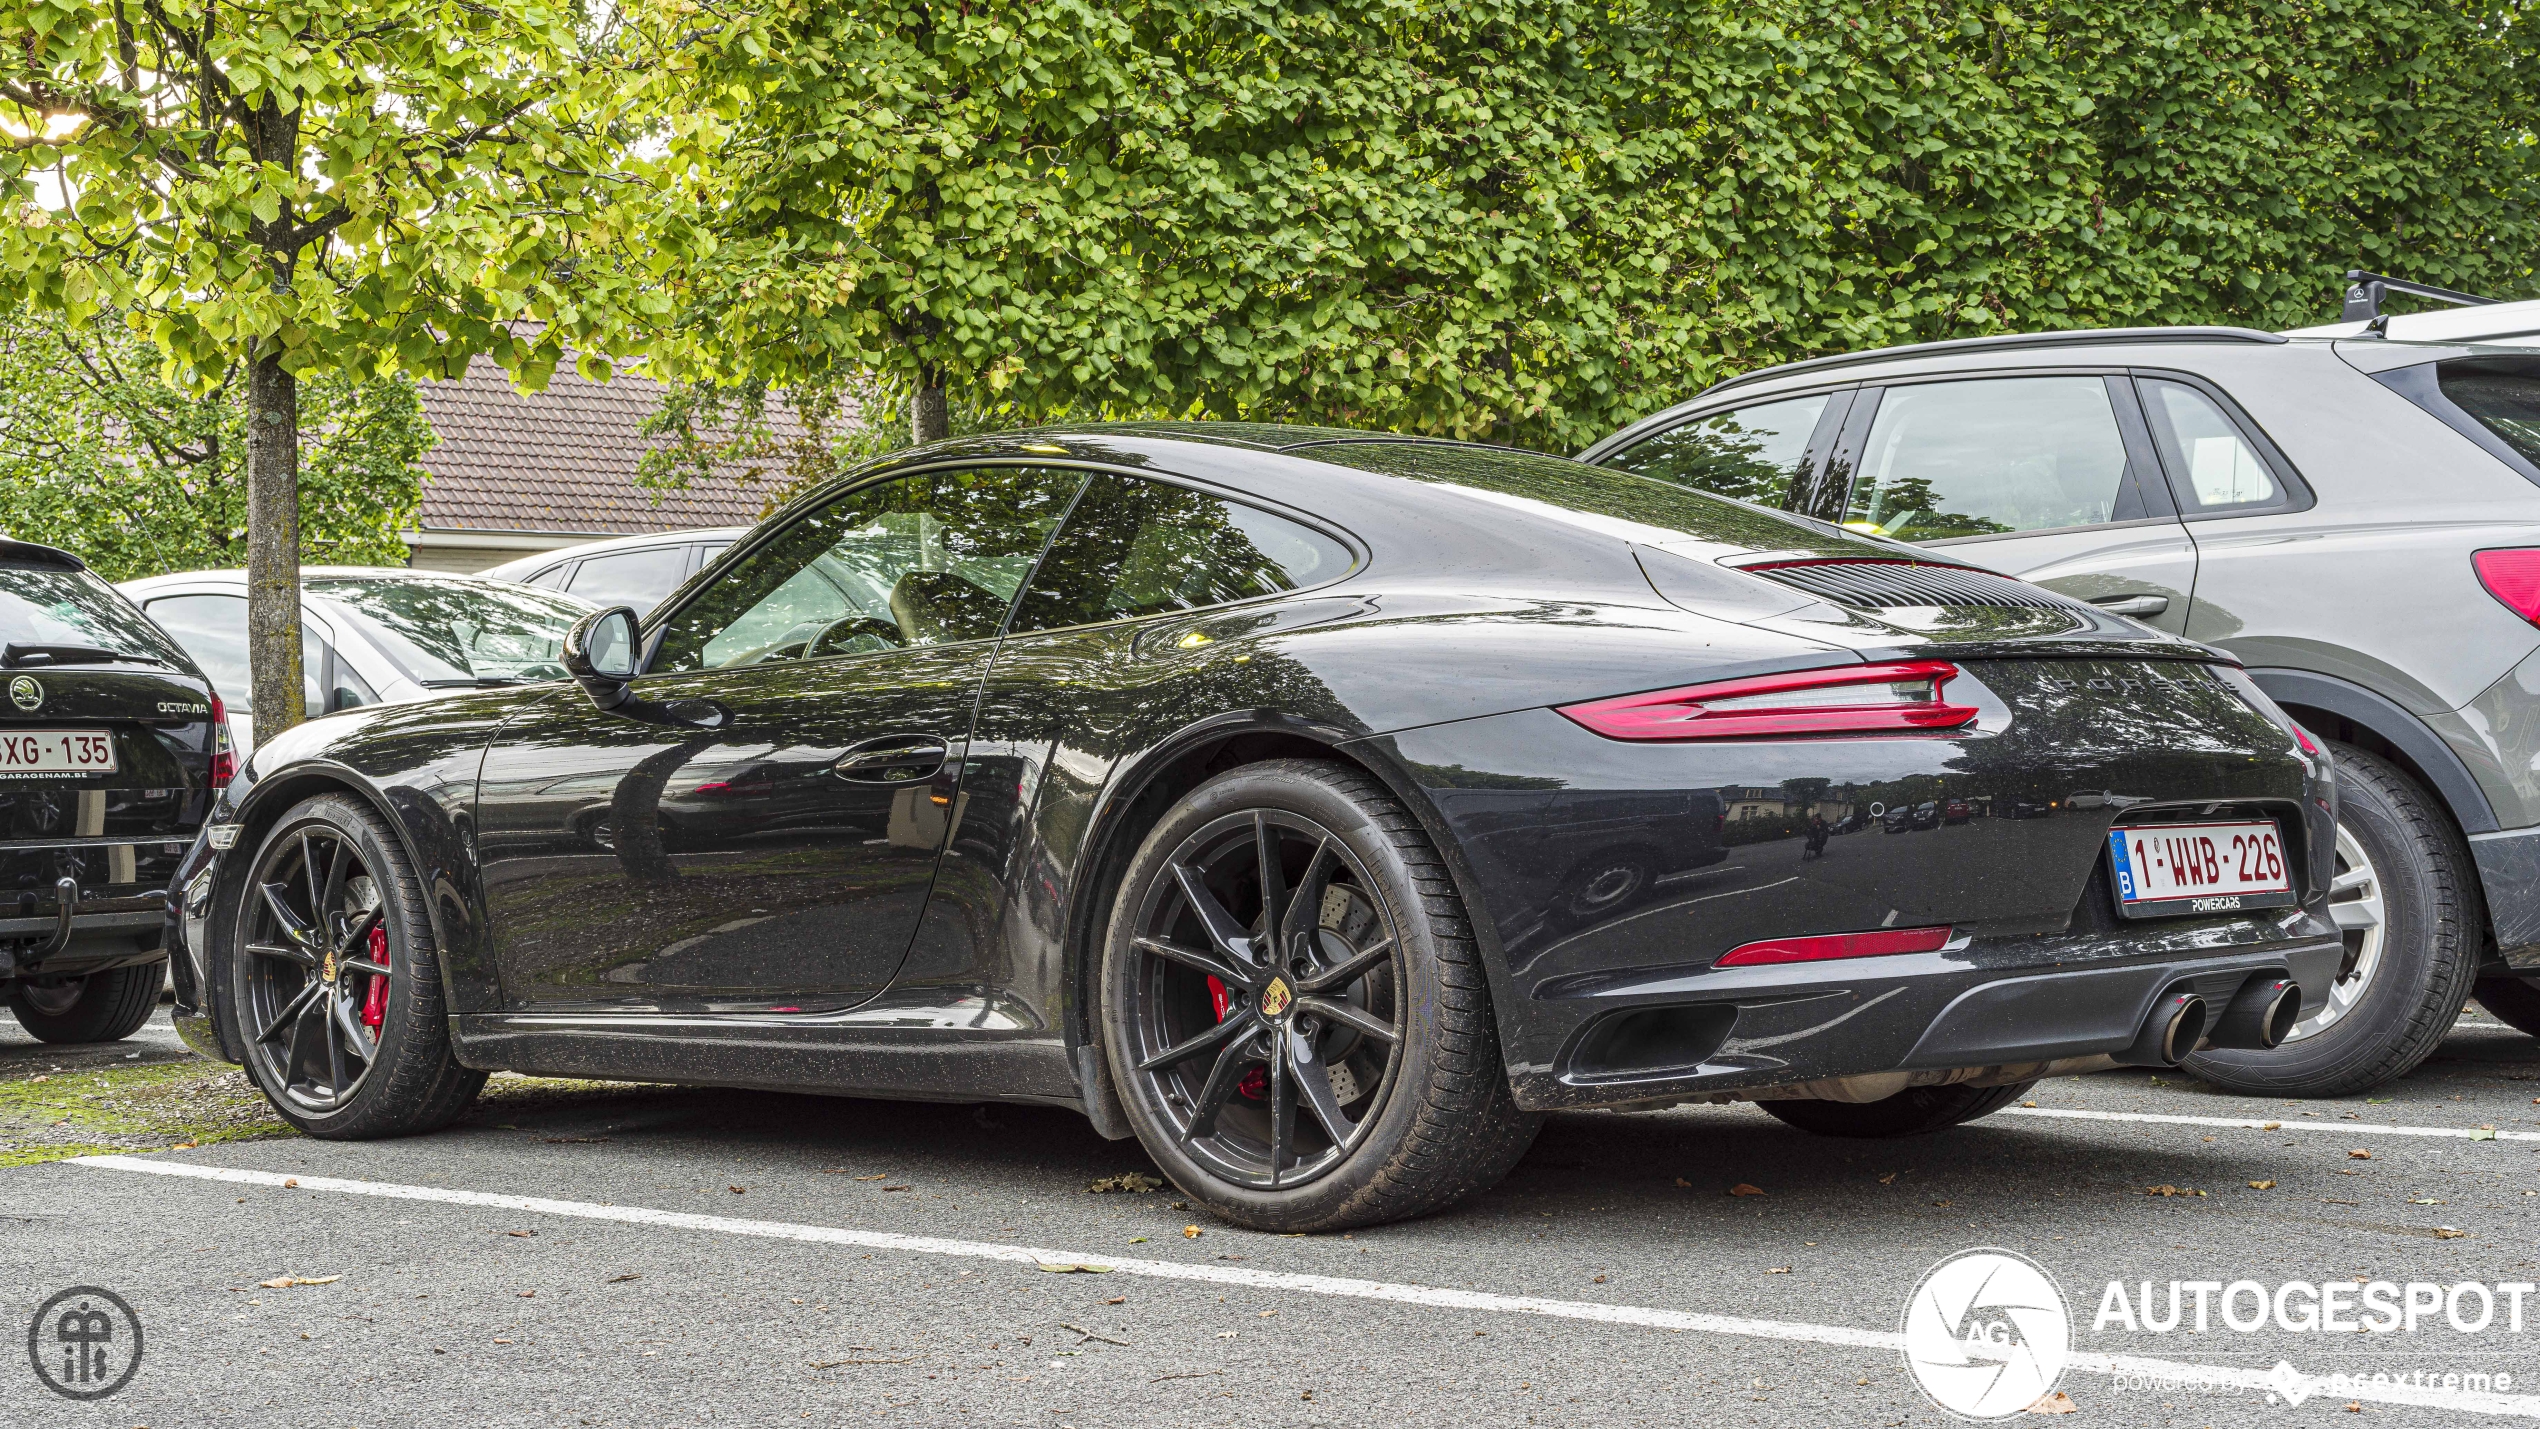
left=2108, top=820, right=2293, bottom=918
left=0, top=729, right=117, bottom=777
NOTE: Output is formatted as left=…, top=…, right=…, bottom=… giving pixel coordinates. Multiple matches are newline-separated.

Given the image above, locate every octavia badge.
left=8, top=676, right=39, bottom=711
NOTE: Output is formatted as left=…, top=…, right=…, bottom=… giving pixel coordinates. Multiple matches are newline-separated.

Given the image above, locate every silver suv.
left=1583, top=305, right=2540, bottom=1096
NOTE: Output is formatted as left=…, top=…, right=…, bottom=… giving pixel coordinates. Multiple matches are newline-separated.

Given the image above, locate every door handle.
left=833, top=736, right=949, bottom=784
left=2087, top=594, right=2170, bottom=617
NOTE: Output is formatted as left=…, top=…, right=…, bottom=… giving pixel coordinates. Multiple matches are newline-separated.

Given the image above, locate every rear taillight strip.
left=1556, top=661, right=1978, bottom=742
left=1714, top=926, right=1954, bottom=967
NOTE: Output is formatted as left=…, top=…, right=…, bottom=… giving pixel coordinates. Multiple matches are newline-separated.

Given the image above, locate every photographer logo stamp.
left=27, top=1285, right=143, bottom=1401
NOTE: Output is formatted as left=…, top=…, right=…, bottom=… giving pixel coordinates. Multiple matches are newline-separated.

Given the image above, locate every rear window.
left=1296, top=440, right=1868, bottom=556
left=0, top=565, right=186, bottom=667
left=2438, top=365, right=2540, bottom=468
left=308, top=578, right=593, bottom=685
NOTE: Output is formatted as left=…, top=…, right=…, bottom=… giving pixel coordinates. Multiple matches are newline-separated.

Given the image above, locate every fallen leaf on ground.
left=172, top=1141, right=197, bottom=1150
left=2350, top=1149, right=2373, bottom=1159
left=256, top=1275, right=340, bottom=1289
left=2026, top=1391, right=2077, bottom=1414
left=2021, top=1101, right=2037, bottom=1108
left=2471, top=1129, right=2498, bottom=1141
left=283, top=1178, right=298, bottom=1188
left=1877, top=1173, right=1898, bottom=1184
left=1673, top=1177, right=1692, bottom=1188
left=1103, top=1297, right=1125, bottom=1306
left=882, top=1185, right=910, bottom=1193
left=1034, top=1263, right=1114, bottom=1274
left=605, top=1274, right=640, bottom=1284
left=729, top=1185, right=745, bottom=1194
left=2262, top=1121, right=2281, bottom=1130
left=1728, top=1183, right=1765, bottom=1197
left=1088, top=1173, right=1164, bottom=1194
left=852, top=1174, right=887, bottom=1182
left=2248, top=1180, right=2277, bottom=1190
left=492, top=1338, right=513, bottom=1345
left=2143, top=1185, right=2204, bottom=1197
left=517, top=1290, right=535, bottom=1299
left=2435, top=1228, right=2469, bottom=1239
left=2409, top=1197, right=2446, bottom=1205
left=506, top=1230, right=536, bottom=1238
left=1182, top=1225, right=1204, bottom=1238
left=2345, top=1403, right=2362, bottom=1413
left=1765, top=1267, right=1792, bottom=1275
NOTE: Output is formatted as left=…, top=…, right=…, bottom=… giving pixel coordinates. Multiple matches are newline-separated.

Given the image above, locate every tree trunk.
left=911, top=379, right=950, bottom=446
left=243, top=349, right=304, bottom=740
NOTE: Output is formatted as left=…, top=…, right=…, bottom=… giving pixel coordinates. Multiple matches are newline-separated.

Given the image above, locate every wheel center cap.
left=1259, top=976, right=1294, bottom=1020
left=321, top=949, right=337, bottom=985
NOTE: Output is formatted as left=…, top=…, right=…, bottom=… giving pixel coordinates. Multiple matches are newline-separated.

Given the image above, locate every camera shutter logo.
left=1901, top=1249, right=2069, bottom=1419
left=8, top=676, right=39, bottom=712
left=27, top=1285, right=143, bottom=1400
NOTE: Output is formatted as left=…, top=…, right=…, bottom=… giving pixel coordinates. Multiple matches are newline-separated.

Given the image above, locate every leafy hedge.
left=663, top=0, right=2540, bottom=452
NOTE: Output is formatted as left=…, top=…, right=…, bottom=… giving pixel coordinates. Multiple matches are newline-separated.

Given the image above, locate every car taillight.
left=2475, top=549, right=2540, bottom=628
left=1556, top=661, right=1977, bottom=742
left=1714, top=926, right=1953, bottom=968
left=207, top=693, right=236, bottom=790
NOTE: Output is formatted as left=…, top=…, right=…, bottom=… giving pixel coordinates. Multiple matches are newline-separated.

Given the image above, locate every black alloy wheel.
left=228, top=795, right=483, bottom=1138
left=1102, top=760, right=1539, bottom=1232
left=1124, top=807, right=1405, bottom=1190
left=238, top=821, right=392, bottom=1113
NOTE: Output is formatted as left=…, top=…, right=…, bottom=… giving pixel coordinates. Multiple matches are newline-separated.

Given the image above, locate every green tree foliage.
left=646, top=0, right=2540, bottom=453
left=1, top=0, right=681, bottom=730
left=0, top=310, right=428, bottom=580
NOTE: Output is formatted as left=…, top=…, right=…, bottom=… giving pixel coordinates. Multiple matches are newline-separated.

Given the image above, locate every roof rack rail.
left=1701, top=326, right=2288, bottom=398
left=2341, top=270, right=2497, bottom=322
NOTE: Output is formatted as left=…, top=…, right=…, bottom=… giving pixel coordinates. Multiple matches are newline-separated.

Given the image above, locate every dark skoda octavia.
left=170, top=427, right=2340, bottom=1230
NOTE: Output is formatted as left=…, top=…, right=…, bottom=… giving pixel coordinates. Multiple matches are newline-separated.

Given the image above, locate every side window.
left=2137, top=379, right=2279, bottom=513
left=1011, top=475, right=1353, bottom=633
left=1844, top=376, right=2134, bottom=541
left=524, top=562, right=573, bottom=591
left=1599, top=394, right=1830, bottom=508
left=563, top=544, right=693, bottom=616
left=650, top=466, right=1084, bottom=672
left=143, top=593, right=327, bottom=715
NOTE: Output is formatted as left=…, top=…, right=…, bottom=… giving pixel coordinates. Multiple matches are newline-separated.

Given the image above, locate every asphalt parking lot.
left=9, top=1007, right=2540, bottom=1427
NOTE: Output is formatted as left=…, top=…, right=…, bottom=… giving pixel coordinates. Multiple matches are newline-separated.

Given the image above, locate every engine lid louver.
left=1742, top=558, right=2089, bottom=611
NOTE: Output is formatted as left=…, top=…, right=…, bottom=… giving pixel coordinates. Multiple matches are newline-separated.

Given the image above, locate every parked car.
left=1, top=539, right=227, bottom=1043
left=120, top=568, right=595, bottom=751
left=480, top=527, right=748, bottom=616
left=1580, top=307, right=2540, bottom=1097
left=168, top=427, right=2335, bottom=1231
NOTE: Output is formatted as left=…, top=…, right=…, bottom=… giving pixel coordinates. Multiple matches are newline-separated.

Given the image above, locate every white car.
left=479, top=527, right=747, bottom=617
left=118, top=567, right=595, bottom=751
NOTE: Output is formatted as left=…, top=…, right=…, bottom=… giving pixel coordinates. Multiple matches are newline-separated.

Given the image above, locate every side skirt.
left=447, top=1012, right=1084, bottom=1111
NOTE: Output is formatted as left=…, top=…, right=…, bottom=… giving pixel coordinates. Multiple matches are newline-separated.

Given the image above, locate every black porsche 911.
left=167, top=426, right=2340, bottom=1230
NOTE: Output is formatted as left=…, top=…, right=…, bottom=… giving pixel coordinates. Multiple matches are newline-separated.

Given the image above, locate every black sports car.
left=168, top=427, right=2340, bottom=1230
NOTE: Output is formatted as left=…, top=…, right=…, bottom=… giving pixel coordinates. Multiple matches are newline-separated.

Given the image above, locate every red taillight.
left=1556, top=661, right=1978, bottom=742
left=207, top=693, right=237, bottom=790
left=2475, top=549, right=2540, bottom=628
left=2290, top=722, right=2319, bottom=757
left=1714, top=926, right=1953, bottom=968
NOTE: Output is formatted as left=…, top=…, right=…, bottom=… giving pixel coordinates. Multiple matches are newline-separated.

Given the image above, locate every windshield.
left=0, top=566, right=186, bottom=666
left=309, top=578, right=593, bottom=685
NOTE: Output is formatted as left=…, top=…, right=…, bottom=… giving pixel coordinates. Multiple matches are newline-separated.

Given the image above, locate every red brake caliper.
left=360, top=923, right=390, bottom=1030
left=1207, top=974, right=1269, bottom=1100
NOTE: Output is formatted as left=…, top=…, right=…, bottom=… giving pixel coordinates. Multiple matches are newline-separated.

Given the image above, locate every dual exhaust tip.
left=2116, top=976, right=2301, bottom=1067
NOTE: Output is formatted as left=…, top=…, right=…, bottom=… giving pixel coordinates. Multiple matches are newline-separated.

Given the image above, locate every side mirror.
left=562, top=606, right=642, bottom=711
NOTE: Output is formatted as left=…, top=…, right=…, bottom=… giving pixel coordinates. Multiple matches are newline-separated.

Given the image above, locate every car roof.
left=120, top=567, right=525, bottom=591
left=2286, top=295, right=2540, bottom=346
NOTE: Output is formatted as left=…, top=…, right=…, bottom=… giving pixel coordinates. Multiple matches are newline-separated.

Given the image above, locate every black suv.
left=1, top=539, right=228, bottom=1043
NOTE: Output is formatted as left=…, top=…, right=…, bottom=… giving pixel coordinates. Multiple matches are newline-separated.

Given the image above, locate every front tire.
left=1758, top=1081, right=2034, bottom=1138
left=1101, top=760, right=1538, bottom=1232
left=2185, top=742, right=2476, bottom=1097
left=5, top=963, right=162, bottom=1044
left=228, top=794, right=485, bottom=1138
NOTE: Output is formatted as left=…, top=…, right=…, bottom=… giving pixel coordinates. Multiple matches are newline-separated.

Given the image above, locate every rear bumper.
left=2472, top=826, right=2540, bottom=967
left=1509, top=928, right=2342, bottom=1111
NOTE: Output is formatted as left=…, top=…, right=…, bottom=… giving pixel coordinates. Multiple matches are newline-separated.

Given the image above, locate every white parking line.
left=2004, top=1106, right=2540, bottom=1143
left=69, top=1154, right=2540, bottom=1418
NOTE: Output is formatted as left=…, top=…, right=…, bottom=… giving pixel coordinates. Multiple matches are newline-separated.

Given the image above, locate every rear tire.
left=1101, top=759, right=1539, bottom=1232
left=5, top=963, right=162, bottom=1044
left=2185, top=742, right=2476, bottom=1097
left=1758, top=1081, right=2034, bottom=1138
